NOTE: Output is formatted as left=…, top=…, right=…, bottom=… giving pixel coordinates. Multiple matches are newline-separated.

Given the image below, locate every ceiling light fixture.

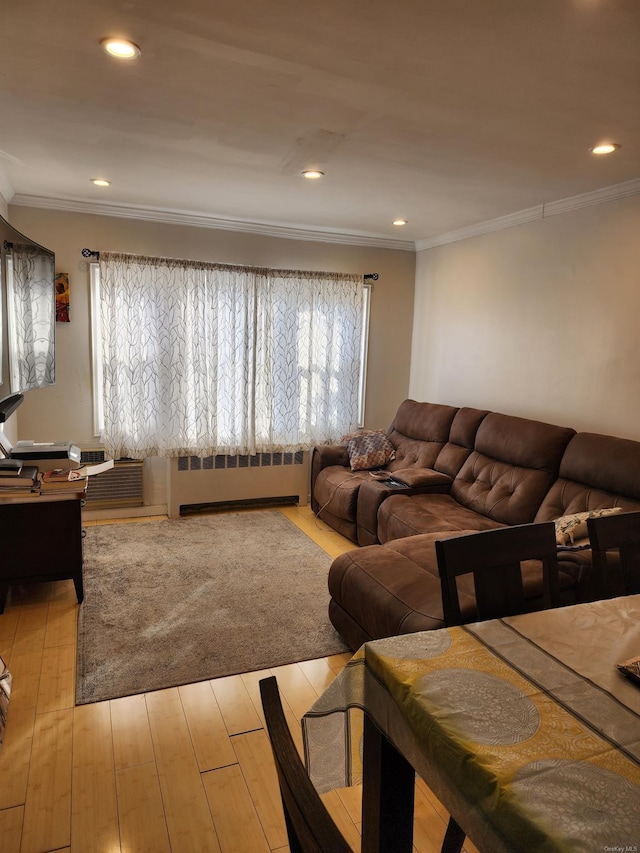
left=589, top=142, right=621, bottom=155
left=393, top=219, right=408, bottom=226
left=100, top=38, right=141, bottom=60
left=301, top=170, right=324, bottom=179
left=91, top=178, right=111, bottom=187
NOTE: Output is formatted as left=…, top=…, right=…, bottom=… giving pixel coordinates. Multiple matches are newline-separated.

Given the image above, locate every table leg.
left=73, top=573, right=84, bottom=604
left=362, top=713, right=415, bottom=853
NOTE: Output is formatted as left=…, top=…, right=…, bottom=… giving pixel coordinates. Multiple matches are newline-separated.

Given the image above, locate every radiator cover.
left=169, top=451, right=309, bottom=517
left=80, top=451, right=144, bottom=509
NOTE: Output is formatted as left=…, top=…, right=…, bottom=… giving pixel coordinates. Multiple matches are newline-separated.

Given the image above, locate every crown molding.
left=541, top=177, right=640, bottom=217
left=0, top=164, right=14, bottom=211
left=10, top=194, right=415, bottom=252
left=416, top=205, right=544, bottom=251
left=416, top=177, right=640, bottom=251
left=11, top=176, right=640, bottom=255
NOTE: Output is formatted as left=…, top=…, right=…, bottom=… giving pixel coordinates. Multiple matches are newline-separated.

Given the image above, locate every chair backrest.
left=258, top=676, right=352, bottom=853
left=435, top=522, right=561, bottom=627
left=587, top=510, right=640, bottom=598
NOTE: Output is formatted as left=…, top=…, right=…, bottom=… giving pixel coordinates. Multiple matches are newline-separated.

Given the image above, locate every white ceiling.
left=1, top=0, right=638, bottom=247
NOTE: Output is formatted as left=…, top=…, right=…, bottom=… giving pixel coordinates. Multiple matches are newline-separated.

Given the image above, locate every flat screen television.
left=0, top=214, right=56, bottom=399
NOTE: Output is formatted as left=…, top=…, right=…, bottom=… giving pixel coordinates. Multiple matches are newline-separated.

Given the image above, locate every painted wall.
left=410, top=193, right=640, bottom=439
left=7, top=206, right=415, bottom=510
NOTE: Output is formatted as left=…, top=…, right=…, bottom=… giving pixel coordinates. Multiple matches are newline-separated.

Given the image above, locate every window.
left=90, top=254, right=370, bottom=459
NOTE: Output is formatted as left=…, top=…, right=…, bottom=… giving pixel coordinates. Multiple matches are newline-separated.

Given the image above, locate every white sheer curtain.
left=98, top=252, right=365, bottom=459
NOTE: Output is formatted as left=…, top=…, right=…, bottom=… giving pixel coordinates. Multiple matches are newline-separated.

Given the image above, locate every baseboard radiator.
left=80, top=449, right=144, bottom=509
left=170, top=451, right=309, bottom=518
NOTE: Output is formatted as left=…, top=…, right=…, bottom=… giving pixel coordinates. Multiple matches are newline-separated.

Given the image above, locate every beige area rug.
left=76, top=511, right=349, bottom=704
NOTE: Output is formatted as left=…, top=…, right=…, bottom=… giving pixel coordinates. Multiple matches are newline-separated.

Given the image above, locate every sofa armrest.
left=311, top=444, right=350, bottom=513
left=391, top=467, right=453, bottom=489
left=356, top=470, right=454, bottom=546
left=313, top=443, right=350, bottom=469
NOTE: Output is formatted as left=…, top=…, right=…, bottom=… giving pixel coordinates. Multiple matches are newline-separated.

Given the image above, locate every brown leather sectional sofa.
left=311, top=400, right=640, bottom=649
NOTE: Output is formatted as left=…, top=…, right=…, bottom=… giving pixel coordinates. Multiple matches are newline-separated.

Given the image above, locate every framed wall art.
left=55, top=272, right=70, bottom=322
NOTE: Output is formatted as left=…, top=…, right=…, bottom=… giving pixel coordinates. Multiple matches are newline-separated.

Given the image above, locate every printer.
left=10, top=440, right=82, bottom=469
left=0, top=394, right=81, bottom=469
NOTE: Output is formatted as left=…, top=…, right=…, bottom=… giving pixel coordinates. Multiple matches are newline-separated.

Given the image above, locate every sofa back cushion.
left=434, top=407, right=490, bottom=479
left=535, top=432, right=640, bottom=520
left=387, top=399, right=459, bottom=471
left=451, top=413, right=576, bottom=525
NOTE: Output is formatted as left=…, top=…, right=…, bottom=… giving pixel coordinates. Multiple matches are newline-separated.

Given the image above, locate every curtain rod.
left=82, top=249, right=377, bottom=281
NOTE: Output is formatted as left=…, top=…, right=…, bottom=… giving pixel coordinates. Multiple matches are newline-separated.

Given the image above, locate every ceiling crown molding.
left=416, top=178, right=640, bottom=251
left=416, top=205, right=544, bottom=251
left=11, top=177, right=640, bottom=254
left=10, top=194, right=415, bottom=252
left=0, top=163, right=15, bottom=211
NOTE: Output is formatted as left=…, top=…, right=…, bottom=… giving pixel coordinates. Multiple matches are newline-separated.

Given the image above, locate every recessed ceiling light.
left=301, top=170, right=324, bottom=179
left=100, top=38, right=141, bottom=60
left=590, top=142, right=621, bottom=155
left=393, top=219, right=408, bottom=226
left=91, top=178, right=111, bottom=187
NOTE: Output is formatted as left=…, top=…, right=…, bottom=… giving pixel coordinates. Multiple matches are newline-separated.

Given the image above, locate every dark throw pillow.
left=343, top=429, right=396, bottom=472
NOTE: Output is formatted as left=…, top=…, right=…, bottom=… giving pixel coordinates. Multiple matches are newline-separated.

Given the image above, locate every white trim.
left=541, top=178, right=640, bottom=218
left=416, top=177, right=640, bottom=250
left=0, top=165, right=14, bottom=208
left=358, top=284, right=371, bottom=428
left=11, top=176, right=640, bottom=254
left=89, top=263, right=104, bottom=438
left=416, top=205, right=544, bottom=250
left=10, top=194, right=415, bottom=252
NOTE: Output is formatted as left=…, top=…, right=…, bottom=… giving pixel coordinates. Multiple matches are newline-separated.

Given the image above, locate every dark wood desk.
left=0, top=495, right=85, bottom=612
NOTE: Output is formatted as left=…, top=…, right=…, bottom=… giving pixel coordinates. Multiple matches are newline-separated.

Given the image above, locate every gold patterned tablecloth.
left=303, top=595, right=640, bottom=853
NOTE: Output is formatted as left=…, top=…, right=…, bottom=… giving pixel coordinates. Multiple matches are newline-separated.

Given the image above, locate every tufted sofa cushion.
left=533, top=432, right=640, bottom=595
left=449, top=413, right=576, bottom=524
left=535, top=432, right=640, bottom=520
left=377, top=413, right=574, bottom=542
left=386, top=399, right=459, bottom=471
left=432, top=407, right=490, bottom=479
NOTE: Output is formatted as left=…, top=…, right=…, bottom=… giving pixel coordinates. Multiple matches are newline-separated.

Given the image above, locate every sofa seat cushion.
left=377, top=493, right=505, bottom=543
left=355, top=471, right=454, bottom=547
left=328, top=532, right=477, bottom=644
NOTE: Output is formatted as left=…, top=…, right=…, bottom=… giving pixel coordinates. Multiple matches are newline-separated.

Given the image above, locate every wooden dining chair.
left=435, top=521, right=562, bottom=628
left=434, top=521, right=561, bottom=853
left=259, top=675, right=352, bottom=853
left=260, top=676, right=484, bottom=853
left=587, top=510, right=640, bottom=598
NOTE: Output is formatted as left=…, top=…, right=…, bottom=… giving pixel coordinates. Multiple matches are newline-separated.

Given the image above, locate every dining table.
left=302, top=595, right=640, bottom=853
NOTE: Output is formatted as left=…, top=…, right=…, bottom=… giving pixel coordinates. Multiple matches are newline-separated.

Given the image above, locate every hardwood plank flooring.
left=0, top=505, right=477, bottom=852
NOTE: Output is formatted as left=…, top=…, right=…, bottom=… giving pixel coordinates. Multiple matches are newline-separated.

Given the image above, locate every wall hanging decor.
left=55, top=272, right=70, bottom=322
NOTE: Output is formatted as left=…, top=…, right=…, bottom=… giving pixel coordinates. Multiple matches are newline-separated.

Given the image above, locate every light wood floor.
left=0, top=505, right=479, bottom=853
